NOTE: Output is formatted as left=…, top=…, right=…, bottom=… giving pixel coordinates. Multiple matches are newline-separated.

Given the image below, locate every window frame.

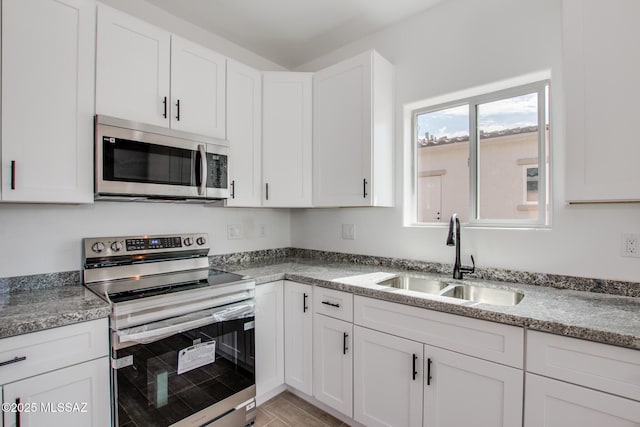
left=411, top=80, right=550, bottom=228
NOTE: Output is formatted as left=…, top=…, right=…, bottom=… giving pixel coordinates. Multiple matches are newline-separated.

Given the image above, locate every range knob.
left=196, top=237, right=206, bottom=246
left=183, top=237, right=194, bottom=247
left=111, top=241, right=123, bottom=252
left=91, top=242, right=105, bottom=253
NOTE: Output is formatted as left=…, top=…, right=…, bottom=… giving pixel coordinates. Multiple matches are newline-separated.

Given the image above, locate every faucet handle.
left=460, top=254, right=475, bottom=274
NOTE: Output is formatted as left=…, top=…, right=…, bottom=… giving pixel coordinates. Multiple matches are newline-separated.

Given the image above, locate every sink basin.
left=375, top=275, right=524, bottom=306
left=377, top=276, right=450, bottom=295
left=440, top=284, right=524, bottom=306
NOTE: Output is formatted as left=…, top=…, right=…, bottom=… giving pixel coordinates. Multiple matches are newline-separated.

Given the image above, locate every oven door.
left=112, top=301, right=255, bottom=427
left=95, top=118, right=229, bottom=199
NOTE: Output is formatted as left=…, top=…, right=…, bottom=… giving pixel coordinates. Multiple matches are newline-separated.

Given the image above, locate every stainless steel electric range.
left=82, top=233, right=256, bottom=427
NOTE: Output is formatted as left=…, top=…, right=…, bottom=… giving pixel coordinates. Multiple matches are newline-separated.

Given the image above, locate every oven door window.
left=114, top=316, right=255, bottom=426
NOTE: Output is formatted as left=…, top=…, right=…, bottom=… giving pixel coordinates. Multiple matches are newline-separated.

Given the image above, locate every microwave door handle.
left=197, top=144, right=207, bottom=196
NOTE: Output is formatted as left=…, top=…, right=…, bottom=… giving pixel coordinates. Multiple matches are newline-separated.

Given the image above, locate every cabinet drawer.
left=313, top=287, right=353, bottom=322
left=354, top=296, right=523, bottom=368
left=0, top=318, right=108, bottom=385
left=527, top=330, right=640, bottom=401
left=524, top=373, right=640, bottom=427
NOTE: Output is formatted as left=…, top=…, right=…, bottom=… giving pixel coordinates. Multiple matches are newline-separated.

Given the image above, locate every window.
left=413, top=81, right=549, bottom=226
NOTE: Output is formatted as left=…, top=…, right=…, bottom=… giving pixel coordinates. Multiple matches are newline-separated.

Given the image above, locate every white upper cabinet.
left=96, top=4, right=170, bottom=128
left=226, top=60, right=262, bottom=206
left=96, top=5, right=226, bottom=138
left=564, top=0, right=640, bottom=202
left=313, top=50, right=394, bottom=207
left=262, top=72, right=313, bottom=207
left=1, top=0, right=95, bottom=203
left=170, top=36, right=226, bottom=138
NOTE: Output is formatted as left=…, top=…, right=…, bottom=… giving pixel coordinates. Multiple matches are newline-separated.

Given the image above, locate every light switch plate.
left=227, top=224, right=243, bottom=240
left=342, top=224, right=356, bottom=240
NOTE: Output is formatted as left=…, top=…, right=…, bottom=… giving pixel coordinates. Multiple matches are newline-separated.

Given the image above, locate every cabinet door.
left=313, top=50, right=393, bottom=207
left=255, top=281, right=284, bottom=401
left=524, top=373, right=640, bottom=427
left=262, top=72, right=313, bottom=207
left=2, top=357, right=110, bottom=427
left=96, top=4, right=170, bottom=127
left=1, top=0, right=94, bottom=203
left=313, top=314, right=353, bottom=417
left=424, top=345, right=523, bottom=427
left=170, top=36, right=226, bottom=138
left=284, top=281, right=313, bottom=395
left=564, top=0, right=640, bottom=202
left=226, top=60, right=262, bottom=207
left=354, top=326, right=423, bottom=427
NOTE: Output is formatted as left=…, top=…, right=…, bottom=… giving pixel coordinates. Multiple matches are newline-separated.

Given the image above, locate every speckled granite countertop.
left=219, top=258, right=640, bottom=351
left=0, top=276, right=111, bottom=339
left=2, top=255, right=638, bottom=350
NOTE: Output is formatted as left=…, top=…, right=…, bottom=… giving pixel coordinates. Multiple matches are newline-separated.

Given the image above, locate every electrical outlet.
left=342, top=224, right=356, bottom=240
left=621, top=233, right=639, bottom=257
left=227, top=224, right=243, bottom=240
left=258, top=224, right=266, bottom=238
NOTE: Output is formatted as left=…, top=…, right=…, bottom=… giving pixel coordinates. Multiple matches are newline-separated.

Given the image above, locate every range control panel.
left=83, top=233, right=209, bottom=260
left=126, top=236, right=183, bottom=251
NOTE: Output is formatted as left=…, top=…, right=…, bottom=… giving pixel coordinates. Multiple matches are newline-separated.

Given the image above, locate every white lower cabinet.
left=313, top=313, right=353, bottom=417
left=284, top=281, right=313, bottom=395
left=524, top=373, right=640, bottom=427
left=0, top=318, right=110, bottom=427
left=423, top=345, right=523, bottom=427
left=353, top=326, right=423, bottom=427
left=524, top=330, right=640, bottom=426
left=255, top=280, right=285, bottom=402
left=2, top=357, right=110, bottom=427
left=353, top=295, right=524, bottom=427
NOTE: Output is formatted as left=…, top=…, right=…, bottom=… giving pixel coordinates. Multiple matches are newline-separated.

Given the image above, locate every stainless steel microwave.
left=95, top=115, right=229, bottom=201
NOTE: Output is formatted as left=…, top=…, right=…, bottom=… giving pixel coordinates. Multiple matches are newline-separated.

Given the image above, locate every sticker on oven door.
left=177, top=340, right=216, bottom=375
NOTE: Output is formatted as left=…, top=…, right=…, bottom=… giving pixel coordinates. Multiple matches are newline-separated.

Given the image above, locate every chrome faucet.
left=446, top=213, right=475, bottom=279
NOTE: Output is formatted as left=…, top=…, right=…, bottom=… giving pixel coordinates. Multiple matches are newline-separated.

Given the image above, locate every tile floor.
left=255, top=391, right=348, bottom=427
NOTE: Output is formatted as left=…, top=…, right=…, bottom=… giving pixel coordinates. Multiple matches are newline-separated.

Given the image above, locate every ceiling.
left=145, top=0, right=446, bottom=68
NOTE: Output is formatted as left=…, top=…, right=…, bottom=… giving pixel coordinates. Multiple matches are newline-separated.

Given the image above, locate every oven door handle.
left=118, top=315, right=218, bottom=344
left=117, top=301, right=255, bottom=345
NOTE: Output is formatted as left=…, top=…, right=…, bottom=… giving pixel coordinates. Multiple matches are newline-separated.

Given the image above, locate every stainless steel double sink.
left=376, top=275, right=524, bottom=306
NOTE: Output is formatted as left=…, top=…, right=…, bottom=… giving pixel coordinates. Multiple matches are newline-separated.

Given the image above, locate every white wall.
left=0, top=203, right=290, bottom=277
left=0, top=0, right=291, bottom=278
left=291, top=0, right=640, bottom=283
